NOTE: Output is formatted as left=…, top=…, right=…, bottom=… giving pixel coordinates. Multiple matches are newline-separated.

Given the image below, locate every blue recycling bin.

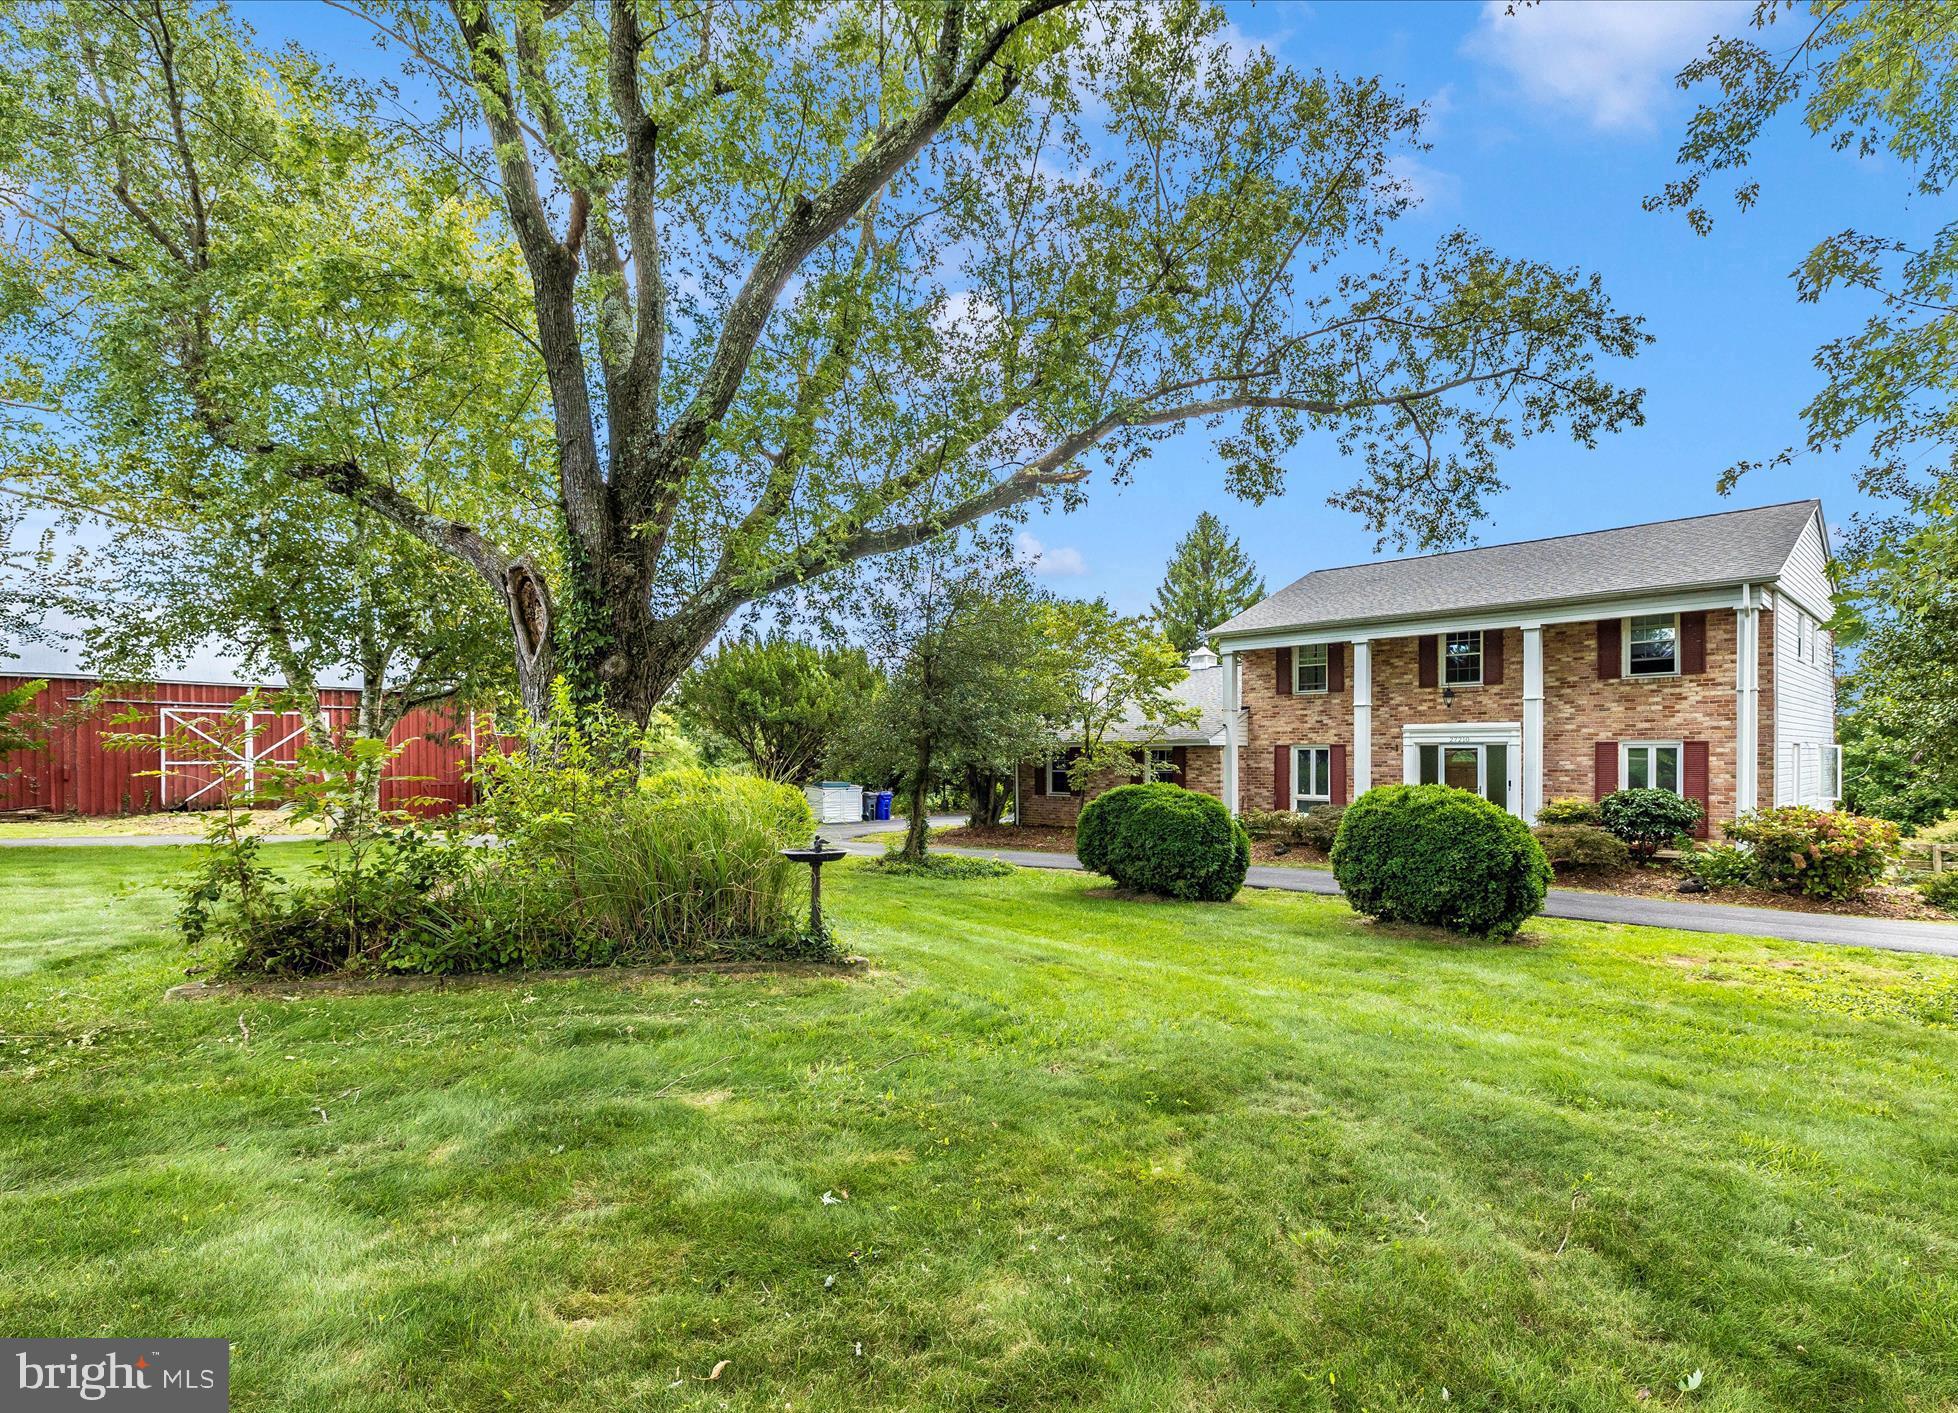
left=876, top=790, right=893, bottom=821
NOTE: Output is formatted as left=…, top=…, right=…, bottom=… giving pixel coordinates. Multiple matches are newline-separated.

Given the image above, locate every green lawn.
left=3, top=847, right=1957, bottom=1411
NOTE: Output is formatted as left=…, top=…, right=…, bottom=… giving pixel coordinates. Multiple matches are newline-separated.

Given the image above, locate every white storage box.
left=805, top=781, right=862, bottom=825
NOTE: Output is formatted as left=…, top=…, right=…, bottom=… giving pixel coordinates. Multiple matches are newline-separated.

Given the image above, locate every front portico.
left=1400, top=720, right=1524, bottom=815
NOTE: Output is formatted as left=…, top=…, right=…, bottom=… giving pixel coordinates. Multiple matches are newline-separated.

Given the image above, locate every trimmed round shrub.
left=1076, top=783, right=1250, bottom=901
left=1532, top=823, right=1630, bottom=873
left=1598, top=788, right=1704, bottom=863
left=1332, top=784, right=1552, bottom=940
left=1536, top=796, right=1603, bottom=827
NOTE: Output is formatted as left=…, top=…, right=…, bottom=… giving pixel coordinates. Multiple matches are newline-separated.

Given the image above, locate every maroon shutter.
left=1275, top=646, right=1293, bottom=696
left=1417, top=635, right=1438, bottom=689
left=1273, top=743, right=1290, bottom=811
left=1328, top=643, right=1345, bottom=694
left=1033, top=759, right=1047, bottom=796
left=1594, top=741, right=1619, bottom=800
left=1680, top=612, right=1708, bottom=675
left=1329, top=744, right=1348, bottom=807
left=1170, top=745, right=1188, bottom=783
left=1129, top=750, right=1144, bottom=786
left=1483, top=629, right=1505, bottom=686
left=1684, top=740, right=1711, bottom=838
left=1597, top=619, right=1622, bottom=680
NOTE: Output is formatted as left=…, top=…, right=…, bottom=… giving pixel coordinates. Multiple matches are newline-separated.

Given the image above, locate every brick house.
left=1204, top=500, right=1841, bottom=829
left=1015, top=649, right=1231, bottom=827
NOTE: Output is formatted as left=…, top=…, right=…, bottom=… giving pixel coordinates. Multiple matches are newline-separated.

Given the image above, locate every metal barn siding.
left=0, top=675, right=482, bottom=817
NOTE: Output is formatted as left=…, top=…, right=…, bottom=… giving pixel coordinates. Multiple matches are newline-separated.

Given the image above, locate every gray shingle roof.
left=1106, top=663, right=1229, bottom=744
left=1212, top=500, right=1822, bottom=639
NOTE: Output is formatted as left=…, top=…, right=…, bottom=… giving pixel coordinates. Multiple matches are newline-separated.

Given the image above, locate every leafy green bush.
left=1076, top=783, right=1250, bottom=901
left=1531, top=823, right=1630, bottom=873
left=1535, top=796, right=1603, bottom=826
left=1332, top=785, right=1552, bottom=940
left=1599, top=788, right=1704, bottom=862
left=1295, top=804, right=1345, bottom=852
left=1678, top=842, right=1755, bottom=890
left=1919, top=870, right=1958, bottom=916
left=1725, top=806, right=1902, bottom=901
left=185, top=702, right=832, bottom=976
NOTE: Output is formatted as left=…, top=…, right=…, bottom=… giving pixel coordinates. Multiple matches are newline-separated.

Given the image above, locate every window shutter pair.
left=1594, top=738, right=1712, bottom=837
left=1597, top=613, right=1710, bottom=678
left=1273, top=743, right=1349, bottom=809
left=1276, top=644, right=1347, bottom=694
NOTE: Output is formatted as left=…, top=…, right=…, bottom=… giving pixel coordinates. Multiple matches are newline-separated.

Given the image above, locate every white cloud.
left=1463, top=0, right=1743, bottom=134
left=1014, top=531, right=1087, bottom=578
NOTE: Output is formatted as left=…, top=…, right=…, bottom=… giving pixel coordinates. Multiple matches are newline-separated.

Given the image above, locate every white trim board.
left=1214, top=584, right=1761, bottom=653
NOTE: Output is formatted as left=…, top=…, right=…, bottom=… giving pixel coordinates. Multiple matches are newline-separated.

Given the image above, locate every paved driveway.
left=840, top=820, right=1958, bottom=958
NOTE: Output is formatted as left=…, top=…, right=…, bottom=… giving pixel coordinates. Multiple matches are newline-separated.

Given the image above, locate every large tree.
left=3, top=0, right=1645, bottom=724
left=1151, top=511, right=1265, bottom=655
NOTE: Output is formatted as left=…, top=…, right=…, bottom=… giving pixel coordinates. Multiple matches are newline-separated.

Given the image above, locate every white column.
left=1220, top=648, right=1239, bottom=814
left=1521, top=623, right=1544, bottom=823
left=1351, top=638, right=1372, bottom=796
left=1735, top=586, right=1759, bottom=816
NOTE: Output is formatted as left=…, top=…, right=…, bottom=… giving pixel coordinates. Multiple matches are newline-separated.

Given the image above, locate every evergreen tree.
left=1150, top=514, right=1266, bottom=655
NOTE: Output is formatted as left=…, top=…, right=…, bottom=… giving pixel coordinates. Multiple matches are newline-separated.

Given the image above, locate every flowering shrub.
left=1725, top=807, right=1902, bottom=901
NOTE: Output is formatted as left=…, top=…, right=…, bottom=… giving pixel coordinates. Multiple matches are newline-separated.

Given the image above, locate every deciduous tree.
left=1039, top=598, right=1193, bottom=790
left=3, top=0, right=1646, bottom=724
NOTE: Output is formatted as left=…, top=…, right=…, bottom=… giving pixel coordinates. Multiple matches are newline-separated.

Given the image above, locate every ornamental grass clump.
left=1077, top=783, right=1250, bottom=901
left=1332, top=784, right=1552, bottom=940
left=1725, top=806, right=1901, bottom=901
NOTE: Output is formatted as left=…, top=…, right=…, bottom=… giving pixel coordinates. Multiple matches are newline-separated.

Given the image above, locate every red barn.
left=0, top=674, right=485, bottom=818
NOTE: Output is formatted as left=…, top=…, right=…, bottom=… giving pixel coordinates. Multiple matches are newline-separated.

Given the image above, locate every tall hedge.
left=1331, top=784, right=1551, bottom=939
left=1076, top=783, right=1250, bottom=901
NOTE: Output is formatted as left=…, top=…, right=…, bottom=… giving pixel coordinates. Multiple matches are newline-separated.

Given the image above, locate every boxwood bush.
left=1531, top=823, right=1630, bottom=873
left=1332, top=784, right=1552, bottom=939
left=1076, top=783, right=1250, bottom=901
left=1535, top=796, right=1603, bottom=826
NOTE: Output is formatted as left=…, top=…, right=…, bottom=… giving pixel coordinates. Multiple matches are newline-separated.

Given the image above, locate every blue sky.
left=9, top=0, right=1918, bottom=679
left=990, top=0, right=1913, bottom=608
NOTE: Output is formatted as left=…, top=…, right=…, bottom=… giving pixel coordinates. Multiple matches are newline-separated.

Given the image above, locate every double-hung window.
left=1294, top=643, right=1329, bottom=694
left=1140, top=747, right=1178, bottom=782
left=1443, top=630, right=1482, bottom=686
left=1626, top=613, right=1679, bottom=676
left=1621, top=740, right=1681, bottom=794
left=1293, top=746, right=1333, bottom=809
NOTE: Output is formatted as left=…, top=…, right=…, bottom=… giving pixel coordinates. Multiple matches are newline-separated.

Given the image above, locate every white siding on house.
left=1771, top=511, right=1840, bottom=806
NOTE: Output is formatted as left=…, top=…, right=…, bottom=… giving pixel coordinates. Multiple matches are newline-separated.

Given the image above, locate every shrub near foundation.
left=1077, top=783, right=1250, bottom=901
left=1332, top=784, right=1552, bottom=940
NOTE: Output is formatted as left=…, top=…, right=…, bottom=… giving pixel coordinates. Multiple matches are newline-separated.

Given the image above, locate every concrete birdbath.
left=781, top=834, right=849, bottom=934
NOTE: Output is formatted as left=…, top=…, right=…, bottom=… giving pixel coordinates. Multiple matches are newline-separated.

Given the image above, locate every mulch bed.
left=935, top=824, right=1082, bottom=854
left=1250, top=839, right=1332, bottom=870
left=1556, top=865, right=1949, bottom=923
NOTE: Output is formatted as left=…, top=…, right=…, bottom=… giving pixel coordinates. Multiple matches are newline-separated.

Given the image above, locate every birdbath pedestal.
left=781, top=835, right=849, bottom=934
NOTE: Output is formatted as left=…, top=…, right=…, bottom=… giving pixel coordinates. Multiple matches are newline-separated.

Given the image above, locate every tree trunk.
left=901, top=737, right=933, bottom=862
